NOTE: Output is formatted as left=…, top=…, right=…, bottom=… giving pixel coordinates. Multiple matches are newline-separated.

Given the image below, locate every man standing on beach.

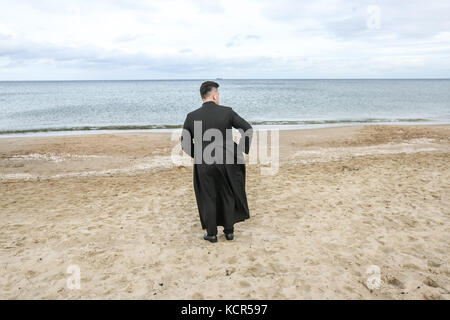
left=181, top=81, right=253, bottom=243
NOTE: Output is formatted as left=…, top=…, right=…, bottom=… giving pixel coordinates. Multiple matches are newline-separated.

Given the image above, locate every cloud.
left=0, top=34, right=287, bottom=76
left=0, top=0, right=449, bottom=79
left=226, top=34, right=261, bottom=47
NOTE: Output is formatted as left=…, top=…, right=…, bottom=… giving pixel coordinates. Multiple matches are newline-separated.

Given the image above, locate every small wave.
left=251, top=118, right=432, bottom=125
left=0, top=124, right=183, bottom=134
left=0, top=118, right=435, bottom=135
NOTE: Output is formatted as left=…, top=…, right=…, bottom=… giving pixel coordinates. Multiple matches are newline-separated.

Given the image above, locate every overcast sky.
left=1, top=0, right=449, bottom=80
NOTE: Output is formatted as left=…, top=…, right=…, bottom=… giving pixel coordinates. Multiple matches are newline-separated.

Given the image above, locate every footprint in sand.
left=423, top=277, right=439, bottom=288
left=385, top=276, right=405, bottom=289
left=239, top=280, right=251, bottom=288
left=192, top=292, right=204, bottom=299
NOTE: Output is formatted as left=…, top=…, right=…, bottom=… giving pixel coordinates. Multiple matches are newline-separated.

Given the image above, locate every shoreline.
left=1, top=120, right=450, bottom=139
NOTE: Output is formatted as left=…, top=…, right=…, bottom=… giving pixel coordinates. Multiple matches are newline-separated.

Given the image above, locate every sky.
left=0, top=0, right=449, bottom=80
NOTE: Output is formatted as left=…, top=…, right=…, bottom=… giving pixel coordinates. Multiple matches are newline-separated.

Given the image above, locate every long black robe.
left=181, top=101, right=253, bottom=232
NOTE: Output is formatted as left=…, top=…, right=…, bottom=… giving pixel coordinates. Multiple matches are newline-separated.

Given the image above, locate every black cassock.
left=181, top=101, right=253, bottom=236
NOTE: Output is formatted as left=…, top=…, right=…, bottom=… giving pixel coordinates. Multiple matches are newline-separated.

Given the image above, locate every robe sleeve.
left=231, top=109, right=253, bottom=155
left=181, top=114, right=195, bottom=158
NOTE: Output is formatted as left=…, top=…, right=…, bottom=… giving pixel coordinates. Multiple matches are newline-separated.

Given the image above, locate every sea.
left=1, top=79, right=449, bottom=137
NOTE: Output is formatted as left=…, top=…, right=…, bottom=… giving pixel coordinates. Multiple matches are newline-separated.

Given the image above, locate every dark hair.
left=200, top=81, right=219, bottom=99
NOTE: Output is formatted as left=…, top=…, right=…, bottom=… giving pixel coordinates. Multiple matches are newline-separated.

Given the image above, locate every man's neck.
left=203, top=99, right=217, bottom=104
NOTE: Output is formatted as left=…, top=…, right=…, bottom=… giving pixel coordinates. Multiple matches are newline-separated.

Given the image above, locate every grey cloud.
left=226, top=34, right=261, bottom=47
left=0, top=36, right=280, bottom=74
left=1, top=32, right=448, bottom=79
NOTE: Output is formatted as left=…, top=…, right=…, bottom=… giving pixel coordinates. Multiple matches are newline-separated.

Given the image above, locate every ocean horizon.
left=1, top=79, right=449, bottom=137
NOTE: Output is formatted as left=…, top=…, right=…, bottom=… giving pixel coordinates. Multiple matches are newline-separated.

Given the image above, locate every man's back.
left=182, top=101, right=252, bottom=164
left=188, top=101, right=233, bottom=132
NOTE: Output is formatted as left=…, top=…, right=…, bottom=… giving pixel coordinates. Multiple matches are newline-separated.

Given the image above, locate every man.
left=181, top=81, right=253, bottom=243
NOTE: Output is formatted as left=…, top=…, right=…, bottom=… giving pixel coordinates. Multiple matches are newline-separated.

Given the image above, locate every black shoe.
left=203, top=233, right=217, bottom=243
left=224, top=232, right=234, bottom=241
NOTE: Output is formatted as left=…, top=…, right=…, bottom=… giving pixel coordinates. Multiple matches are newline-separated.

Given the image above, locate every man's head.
left=200, top=81, right=219, bottom=104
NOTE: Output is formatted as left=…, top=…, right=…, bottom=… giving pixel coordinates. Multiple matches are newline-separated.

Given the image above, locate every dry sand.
left=0, top=124, right=449, bottom=299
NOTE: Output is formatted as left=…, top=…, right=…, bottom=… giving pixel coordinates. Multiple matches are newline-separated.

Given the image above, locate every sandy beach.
left=0, top=124, right=449, bottom=300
